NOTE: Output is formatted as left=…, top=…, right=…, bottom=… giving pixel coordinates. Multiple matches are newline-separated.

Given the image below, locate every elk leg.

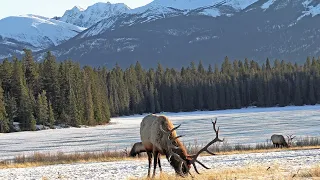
left=152, top=151, right=159, bottom=178
left=147, top=151, right=152, bottom=177
left=158, top=156, right=162, bottom=172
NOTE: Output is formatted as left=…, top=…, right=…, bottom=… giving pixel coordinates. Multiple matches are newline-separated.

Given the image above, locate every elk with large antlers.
left=140, top=114, right=223, bottom=177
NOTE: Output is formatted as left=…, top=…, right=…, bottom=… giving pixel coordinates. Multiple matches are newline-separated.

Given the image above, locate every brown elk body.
left=140, top=114, right=222, bottom=177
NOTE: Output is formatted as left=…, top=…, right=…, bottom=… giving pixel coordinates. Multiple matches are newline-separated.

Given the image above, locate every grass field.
left=129, top=164, right=320, bottom=180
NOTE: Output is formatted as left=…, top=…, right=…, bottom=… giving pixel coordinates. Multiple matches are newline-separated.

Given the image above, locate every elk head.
left=161, top=118, right=223, bottom=177
left=286, top=134, right=296, bottom=147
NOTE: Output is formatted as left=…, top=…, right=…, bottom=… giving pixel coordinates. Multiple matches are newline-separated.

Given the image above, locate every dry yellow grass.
left=297, top=165, right=320, bottom=178
left=0, top=151, right=129, bottom=169
left=214, top=145, right=320, bottom=156
left=129, top=164, right=320, bottom=180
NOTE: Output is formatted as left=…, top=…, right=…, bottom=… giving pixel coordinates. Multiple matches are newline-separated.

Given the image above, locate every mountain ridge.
left=2, top=0, right=320, bottom=68
left=0, top=14, right=85, bottom=59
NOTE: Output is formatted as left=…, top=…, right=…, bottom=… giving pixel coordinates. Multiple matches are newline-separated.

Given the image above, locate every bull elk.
left=271, top=134, right=295, bottom=148
left=140, top=114, right=223, bottom=177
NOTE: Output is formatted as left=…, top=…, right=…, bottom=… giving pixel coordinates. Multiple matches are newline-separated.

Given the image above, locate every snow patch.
left=0, top=149, right=319, bottom=180
left=224, top=0, right=258, bottom=10
left=81, top=18, right=117, bottom=37
left=297, top=0, right=320, bottom=21
left=189, top=35, right=219, bottom=43
left=261, top=0, right=276, bottom=10
left=199, top=8, right=221, bottom=17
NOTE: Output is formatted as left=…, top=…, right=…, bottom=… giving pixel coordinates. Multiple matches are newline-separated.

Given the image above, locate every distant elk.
left=140, top=114, right=223, bottom=178
left=129, top=142, right=146, bottom=157
left=129, top=142, right=163, bottom=170
left=271, top=134, right=295, bottom=148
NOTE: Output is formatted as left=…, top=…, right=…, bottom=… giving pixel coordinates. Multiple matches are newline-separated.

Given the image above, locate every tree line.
left=0, top=49, right=320, bottom=132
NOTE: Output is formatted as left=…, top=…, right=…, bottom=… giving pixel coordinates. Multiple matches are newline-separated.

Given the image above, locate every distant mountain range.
left=1, top=0, right=320, bottom=68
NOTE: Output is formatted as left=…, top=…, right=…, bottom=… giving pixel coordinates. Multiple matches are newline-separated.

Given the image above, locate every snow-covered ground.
left=0, top=105, right=320, bottom=161
left=0, top=148, right=319, bottom=180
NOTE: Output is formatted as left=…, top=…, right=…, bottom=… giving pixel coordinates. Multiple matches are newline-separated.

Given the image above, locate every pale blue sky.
left=0, top=0, right=153, bottom=20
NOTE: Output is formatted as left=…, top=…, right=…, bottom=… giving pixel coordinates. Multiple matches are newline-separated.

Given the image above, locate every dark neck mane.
left=159, top=116, right=189, bottom=158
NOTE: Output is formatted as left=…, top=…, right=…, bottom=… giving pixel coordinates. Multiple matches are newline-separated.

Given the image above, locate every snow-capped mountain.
left=0, top=15, right=85, bottom=59
left=80, top=0, right=261, bottom=38
left=0, top=15, right=85, bottom=48
left=3, top=0, right=320, bottom=68
left=35, top=0, right=320, bottom=68
left=131, top=0, right=259, bottom=13
left=0, top=14, right=85, bottom=59
left=59, top=2, right=130, bottom=28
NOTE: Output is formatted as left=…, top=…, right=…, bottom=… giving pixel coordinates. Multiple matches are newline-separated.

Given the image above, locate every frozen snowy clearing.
left=1, top=105, right=320, bottom=161
left=0, top=149, right=319, bottom=180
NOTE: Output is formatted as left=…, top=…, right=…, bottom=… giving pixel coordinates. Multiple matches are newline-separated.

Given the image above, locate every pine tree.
left=294, top=75, right=303, bottom=106
left=4, top=93, right=17, bottom=130
left=30, top=113, right=36, bottom=131
left=48, top=101, right=55, bottom=128
left=41, top=51, right=59, bottom=116
left=37, top=90, right=49, bottom=126
left=83, top=72, right=94, bottom=125
left=0, top=59, right=13, bottom=92
left=308, top=77, right=316, bottom=105
left=19, top=82, right=34, bottom=130
left=23, top=49, right=39, bottom=95
left=0, top=83, right=9, bottom=133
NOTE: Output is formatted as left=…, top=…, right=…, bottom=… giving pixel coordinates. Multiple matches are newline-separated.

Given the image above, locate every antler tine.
left=286, top=134, right=290, bottom=139
left=192, top=163, right=201, bottom=174
left=170, top=124, right=181, bottom=133
left=172, top=135, right=184, bottom=141
left=211, top=118, right=221, bottom=136
left=160, top=124, right=181, bottom=134
left=188, top=118, right=223, bottom=174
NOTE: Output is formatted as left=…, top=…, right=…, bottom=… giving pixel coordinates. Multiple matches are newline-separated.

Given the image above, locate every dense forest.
left=0, top=49, right=320, bottom=132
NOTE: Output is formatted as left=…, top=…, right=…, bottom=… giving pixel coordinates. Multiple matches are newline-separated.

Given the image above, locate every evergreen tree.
left=0, top=83, right=9, bottom=133
left=4, top=93, right=17, bottom=130
left=294, top=75, right=303, bottom=106
left=48, top=101, right=55, bottom=128
left=84, top=72, right=94, bottom=125
left=23, top=49, right=39, bottom=95
left=36, top=90, right=49, bottom=126
left=0, top=59, right=13, bottom=92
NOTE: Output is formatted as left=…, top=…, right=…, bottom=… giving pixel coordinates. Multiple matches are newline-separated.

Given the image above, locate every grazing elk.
left=271, top=134, right=295, bottom=148
left=140, top=114, right=223, bottom=178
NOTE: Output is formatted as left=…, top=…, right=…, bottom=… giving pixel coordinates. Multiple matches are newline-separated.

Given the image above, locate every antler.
left=286, top=134, right=296, bottom=140
left=188, top=118, right=223, bottom=174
